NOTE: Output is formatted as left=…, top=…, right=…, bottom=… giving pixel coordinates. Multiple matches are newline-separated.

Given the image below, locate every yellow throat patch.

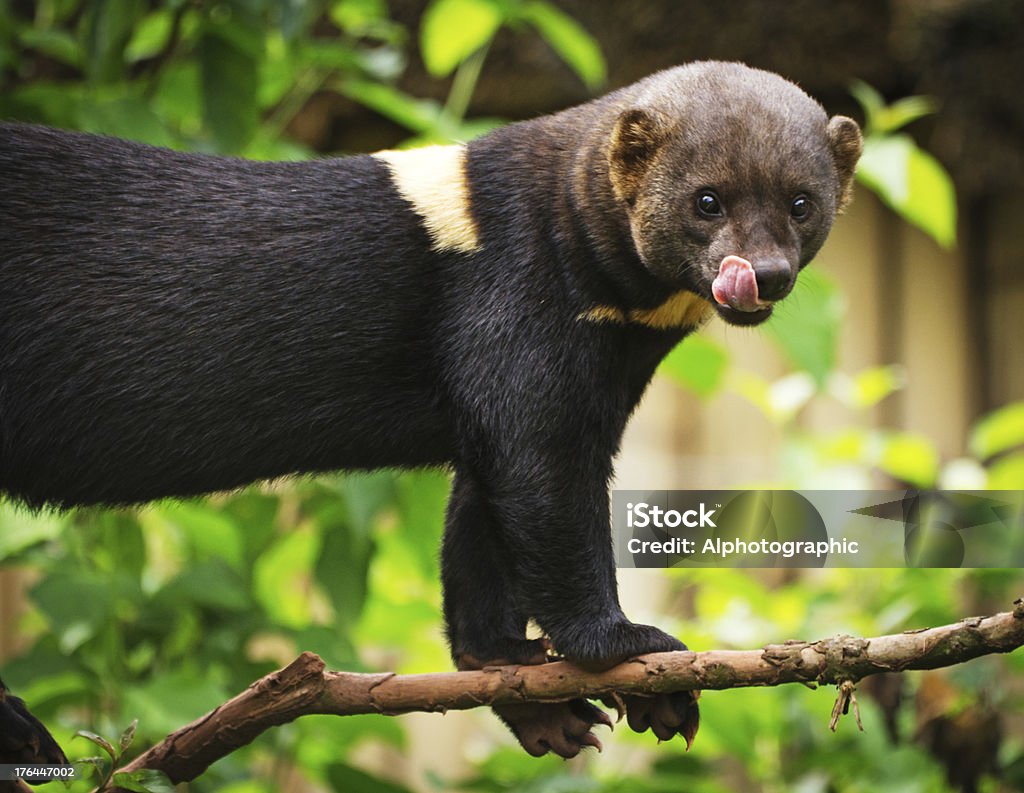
left=580, top=291, right=713, bottom=331
left=373, top=145, right=481, bottom=254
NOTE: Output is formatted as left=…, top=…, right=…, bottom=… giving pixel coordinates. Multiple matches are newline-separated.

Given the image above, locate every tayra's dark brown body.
left=0, top=677, right=68, bottom=780
left=0, top=62, right=861, bottom=757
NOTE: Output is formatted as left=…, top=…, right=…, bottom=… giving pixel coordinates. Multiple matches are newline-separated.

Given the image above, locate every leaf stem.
left=443, top=41, right=490, bottom=129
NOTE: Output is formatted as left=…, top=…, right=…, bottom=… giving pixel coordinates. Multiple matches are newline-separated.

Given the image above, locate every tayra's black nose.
left=754, top=259, right=793, bottom=302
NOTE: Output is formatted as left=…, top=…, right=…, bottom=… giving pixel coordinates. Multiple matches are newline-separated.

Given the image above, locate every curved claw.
left=621, top=690, right=700, bottom=749
left=496, top=699, right=612, bottom=759
left=579, top=731, right=604, bottom=753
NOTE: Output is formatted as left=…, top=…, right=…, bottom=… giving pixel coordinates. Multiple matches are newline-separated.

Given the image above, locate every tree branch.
left=112, top=599, right=1024, bottom=789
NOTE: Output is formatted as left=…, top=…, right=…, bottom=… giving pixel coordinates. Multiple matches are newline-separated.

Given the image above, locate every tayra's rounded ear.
left=609, top=108, right=668, bottom=207
left=827, top=115, right=863, bottom=213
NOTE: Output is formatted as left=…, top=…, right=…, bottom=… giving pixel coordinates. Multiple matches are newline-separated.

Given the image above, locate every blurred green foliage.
left=76, top=720, right=175, bottom=793
left=851, top=80, right=957, bottom=250
left=0, top=0, right=603, bottom=152
left=2, top=472, right=446, bottom=791
left=0, top=3, right=1021, bottom=793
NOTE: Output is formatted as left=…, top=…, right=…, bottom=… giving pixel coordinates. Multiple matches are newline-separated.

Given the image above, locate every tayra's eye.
left=696, top=190, right=723, bottom=218
left=790, top=195, right=810, bottom=220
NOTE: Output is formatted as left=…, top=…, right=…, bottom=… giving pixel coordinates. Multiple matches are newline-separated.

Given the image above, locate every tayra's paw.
left=557, top=620, right=687, bottom=672
left=608, top=690, right=700, bottom=749
left=496, top=699, right=613, bottom=758
left=555, top=620, right=701, bottom=750
left=455, top=640, right=612, bottom=758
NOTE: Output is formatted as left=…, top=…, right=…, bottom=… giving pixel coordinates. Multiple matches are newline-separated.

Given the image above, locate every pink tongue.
left=712, top=255, right=764, bottom=312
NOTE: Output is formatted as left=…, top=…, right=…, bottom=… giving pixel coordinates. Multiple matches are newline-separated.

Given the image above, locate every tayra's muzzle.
left=711, top=255, right=792, bottom=325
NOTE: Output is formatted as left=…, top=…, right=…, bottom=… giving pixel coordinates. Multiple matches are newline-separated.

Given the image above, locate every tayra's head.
left=607, top=61, right=862, bottom=326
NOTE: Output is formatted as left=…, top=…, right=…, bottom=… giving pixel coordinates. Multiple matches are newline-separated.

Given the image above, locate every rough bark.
left=108, top=599, right=1024, bottom=790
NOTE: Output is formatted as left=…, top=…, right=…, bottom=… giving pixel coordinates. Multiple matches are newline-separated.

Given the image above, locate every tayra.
left=0, top=61, right=861, bottom=757
left=0, top=676, right=69, bottom=782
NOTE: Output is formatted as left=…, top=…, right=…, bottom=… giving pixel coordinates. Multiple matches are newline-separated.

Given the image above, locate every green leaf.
left=520, top=1, right=605, bottom=90
left=878, top=432, right=940, bottom=487
left=77, top=96, right=176, bottom=147
left=74, top=730, right=118, bottom=762
left=850, top=365, right=905, bottom=408
left=764, top=267, right=844, bottom=385
left=464, top=746, right=567, bottom=787
left=151, top=501, right=245, bottom=570
left=292, top=715, right=405, bottom=773
left=77, top=756, right=107, bottom=772
left=733, top=371, right=816, bottom=426
left=329, top=0, right=405, bottom=45
left=0, top=661, right=85, bottom=709
left=446, top=115, right=505, bottom=140
left=829, top=365, right=905, bottom=409
left=111, top=769, right=176, bottom=793
left=342, top=79, right=443, bottom=134
left=658, top=333, right=729, bottom=398
left=397, top=116, right=505, bottom=147
left=0, top=82, right=83, bottom=127
left=198, top=3, right=263, bottom=152
left=156, top=561, right=251, bottom=612
left=0, top=505, right=66, bottom=559
left=299, top=38, right=362, bottom=71
left=330, top=0, right=386, bottom=33
left=293, top=624, right=359, bottom=669
left=153, top=61, right=202, bottom=137
left=394, top=471, right=450, bottom=577
left=988, top=452, right=1024, bottom=488
left=851, top=80, right=936, bottom=136
left=877, top=95, right=937, bottom=134
left=857, top=133, right=957, bottom=249
left=121, top=668, right=229, bottom=737
left=969, top=401, right=1024, bottom=460
left=119, top=719, right=138, bottom=751
left=339, top=472, right=398, bottom=532
left=83, top=0, right=145, bottom=84
left=215, top=782, right=275, bottom=793
left=326, top=762, right=414, bottom=793
left=315, top=513, right=373, bottom=629
left=816, top=428, right=870, bottom=464
left=17, top=28, right=82, bottom=67
left=275, top=0, right=316, bottom=41
left=849, top=79, right=884, bottom=132
left=218, top=490, right=282, bottom=561
left=253, top=529, right=322, bottom=628
left=125, top=10, right=173, bottom=62
left=30, top=570, right=137, bottom=652
left=420, top=0, right=502, bottom=78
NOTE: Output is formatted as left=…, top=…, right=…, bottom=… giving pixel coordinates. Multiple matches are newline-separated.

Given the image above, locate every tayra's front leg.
left=443, top=429, right=698, bottom=750
left=442, top=471, right=613, bottom=757
left=441, top=313, right=698, bottom=751
left=483, top=453, right=699, bottom=748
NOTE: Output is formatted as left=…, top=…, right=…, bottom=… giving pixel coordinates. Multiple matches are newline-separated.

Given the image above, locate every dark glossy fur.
left=0, top=62, right=860, bottom=757
left=0, top=676, right=68, bottom=779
